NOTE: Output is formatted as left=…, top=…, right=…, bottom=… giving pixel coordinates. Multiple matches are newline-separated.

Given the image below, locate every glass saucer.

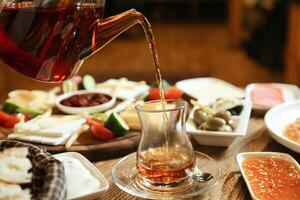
left=112, top=151, right=221, bottom=199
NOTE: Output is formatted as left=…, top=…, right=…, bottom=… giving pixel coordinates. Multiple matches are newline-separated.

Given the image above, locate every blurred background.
left=1, top=0, right=300, bottom=100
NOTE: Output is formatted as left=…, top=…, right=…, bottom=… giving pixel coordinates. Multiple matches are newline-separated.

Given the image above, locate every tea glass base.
left=112, top=151, right=221, bottom=199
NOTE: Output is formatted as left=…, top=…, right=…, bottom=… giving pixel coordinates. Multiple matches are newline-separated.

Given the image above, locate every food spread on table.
left=284, top=117, right=300, bottom=144
left=0, top=76, right=146, bottom=147
left=0, top=76, right=186, bottom=149
left=242, top=156, right=300, bottom=200
left=0, top=147, right=32, bottom=200
left=0, top=77, right=300, bottom=200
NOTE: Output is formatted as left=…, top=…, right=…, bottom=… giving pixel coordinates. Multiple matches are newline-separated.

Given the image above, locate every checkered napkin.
left=0, top=140, right=67, bottom=200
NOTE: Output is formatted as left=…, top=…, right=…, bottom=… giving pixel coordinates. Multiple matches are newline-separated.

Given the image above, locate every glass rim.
left=135, top=99, right=187, bottom=113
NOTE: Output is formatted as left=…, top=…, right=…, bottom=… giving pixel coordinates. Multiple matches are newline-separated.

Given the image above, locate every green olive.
left=223, top=125, right=233, bottom=132
left=206, top=117, right=226, bottom=131
left=214, top=111, right=232, bottom=123
left=198, top=122, right=209, bottom=130
left=228, top=120, right=235, bottom=129
left=193, top=108, right=209, bottom=126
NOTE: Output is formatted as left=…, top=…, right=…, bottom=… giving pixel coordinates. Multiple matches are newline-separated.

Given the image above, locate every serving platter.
left=0, top=127, right=140, bottom=161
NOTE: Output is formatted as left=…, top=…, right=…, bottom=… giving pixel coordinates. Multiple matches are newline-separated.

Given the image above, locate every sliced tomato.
left=148, top=86, right=183, bottom=101
left=148, top=88, right=161, bottom=101
left=0, top=111, right=11, bottom=124
left=0, top=111, right=19, bottom=128
left=87, top=118, right=114, bottom=140
left=91, top=123, right=114, bottom=140
left=3, top=116, right=19, bottom=128
left=165, top=87, right=183, bottom=100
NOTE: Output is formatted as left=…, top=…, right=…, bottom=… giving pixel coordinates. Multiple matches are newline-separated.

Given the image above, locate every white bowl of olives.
left=186, top=98, right=252, bottom=147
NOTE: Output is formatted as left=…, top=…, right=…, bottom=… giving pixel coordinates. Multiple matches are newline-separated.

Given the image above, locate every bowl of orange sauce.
left=237, top=152, right=300, bottom=200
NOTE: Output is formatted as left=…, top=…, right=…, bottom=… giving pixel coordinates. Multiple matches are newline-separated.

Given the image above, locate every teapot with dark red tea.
left=0, top=0, right=144, bottom=82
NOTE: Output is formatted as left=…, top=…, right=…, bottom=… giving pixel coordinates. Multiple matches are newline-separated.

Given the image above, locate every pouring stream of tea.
left=134, top=14, right=171, bottom=155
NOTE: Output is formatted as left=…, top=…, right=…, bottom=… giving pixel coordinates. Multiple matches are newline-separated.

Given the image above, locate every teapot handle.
left=78, top=9, right=143, bottom=59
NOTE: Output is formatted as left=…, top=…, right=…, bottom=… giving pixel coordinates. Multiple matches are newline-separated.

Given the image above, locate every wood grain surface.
left=94, top=117, right=300, bottom=200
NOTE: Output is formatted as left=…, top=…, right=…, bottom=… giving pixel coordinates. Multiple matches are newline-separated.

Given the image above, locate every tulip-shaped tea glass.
left=136, top=100, right=195, bottom=190
left=112, top=100, right=221, bottom=199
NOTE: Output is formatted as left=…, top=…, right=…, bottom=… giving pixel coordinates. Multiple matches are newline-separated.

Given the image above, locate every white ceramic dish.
left=245, top=83, right=300, bottom=113
left=265, top=100, right=300, bottom=153
left=56, top=90, right=116, bottom=114
left=176, top=77, right=244, bottom=104
left=236, top=152, right=300, bottom=200
left=186, top=100, right=252, bottom=147
left=54, top=152, right=109, bottom=200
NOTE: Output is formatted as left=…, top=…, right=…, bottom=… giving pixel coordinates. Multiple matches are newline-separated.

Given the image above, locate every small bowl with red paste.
left=56, top=90, right=116, bottom=114
left=237, top=152, right=300, bottom=200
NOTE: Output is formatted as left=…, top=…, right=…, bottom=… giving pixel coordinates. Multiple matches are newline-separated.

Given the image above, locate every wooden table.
left=94, top=117, right=300, bottom=200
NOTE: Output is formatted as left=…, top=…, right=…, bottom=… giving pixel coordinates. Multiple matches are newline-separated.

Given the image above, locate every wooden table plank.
left=94, top=117, right=300, bottom=199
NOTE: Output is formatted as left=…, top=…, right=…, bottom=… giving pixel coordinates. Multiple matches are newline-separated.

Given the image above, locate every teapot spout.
left=78, top=9, right=143, bottom=60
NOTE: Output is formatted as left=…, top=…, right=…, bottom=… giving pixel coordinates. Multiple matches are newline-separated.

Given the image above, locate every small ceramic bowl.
left=186, top=100, right=252, bottom=147
left=56, top=90, right=116, bottom=114
left=54, top=152, right=109, bottom=200
left=236, top=152, right=300, bottom=200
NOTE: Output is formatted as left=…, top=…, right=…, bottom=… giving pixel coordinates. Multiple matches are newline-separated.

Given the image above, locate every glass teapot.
left=0, top=0, right=144, bottom=82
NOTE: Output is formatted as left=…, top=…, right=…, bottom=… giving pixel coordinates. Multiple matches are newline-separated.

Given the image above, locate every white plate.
left=265, top=100, right=300, bottom=153
left=236, top=152, right=300, bottom=200
left=54, top=152, right=109, bottom=200
left=245, top=83, right=300, bottom=113
left=176, top=77, right=244, bottom=104
left=56, top=90, right=116, bottom=114
left=186, top=100, right=252, bottom=147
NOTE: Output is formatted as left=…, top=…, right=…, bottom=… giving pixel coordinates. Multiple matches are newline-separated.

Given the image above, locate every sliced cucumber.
left=62, top=79, right=78, bottom=93
left=18, top=107, right=43, bottom=116
left=80, top=74, right=96, bottom=90
left=105, top=112, right=129, bottom=137
left=2, top=102, right=42, bottom=116
left=2, top=102, right=19, bottom=114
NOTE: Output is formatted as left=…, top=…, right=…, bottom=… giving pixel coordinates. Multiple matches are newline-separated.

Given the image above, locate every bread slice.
left=0, top=181, right=31, bottom=200
left=0, top=147, right=32, bottom=184
left=1, top=147, right=29, bottom=157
